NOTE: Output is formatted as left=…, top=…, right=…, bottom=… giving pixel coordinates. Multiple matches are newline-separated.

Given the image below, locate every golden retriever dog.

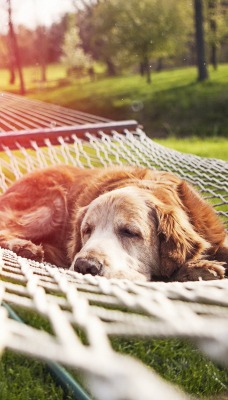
left=0, top=165, right=227, bottom=282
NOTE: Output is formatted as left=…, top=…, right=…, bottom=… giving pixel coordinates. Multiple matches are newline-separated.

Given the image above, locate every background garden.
left=0, top=0, right=228, bottom=158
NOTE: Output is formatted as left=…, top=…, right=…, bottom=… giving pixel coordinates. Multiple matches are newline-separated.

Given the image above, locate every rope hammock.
left=0, top=92, right=228, bottom=400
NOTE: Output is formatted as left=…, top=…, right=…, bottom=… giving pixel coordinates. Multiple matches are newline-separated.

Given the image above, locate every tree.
left=46, top=15, right=68, bottom=63
left=0, top=35, right=8, bottom=68
left=208, top=0, right=219, bottom=69
left=205, top=0, right=228, bottom=69
left=34, top=26, right=48, bottom=82
left=7, top=0, right=25, bottom=93
left=16, top=26, right=36, bottom=66
left=61, top=23, right=92, bottom=77
left=113, top=0, right=191, bottom=83
left=78, top=0, right=191, bottom=82
left=77, top=0, right=120, bottom=76
left=194, top=0, right=209, bottom=81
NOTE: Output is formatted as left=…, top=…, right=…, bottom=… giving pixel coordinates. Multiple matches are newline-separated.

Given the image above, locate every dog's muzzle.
left=73, top=257, right=103, bottom=276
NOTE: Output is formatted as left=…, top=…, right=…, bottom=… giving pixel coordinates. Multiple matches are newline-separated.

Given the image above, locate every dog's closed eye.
left=118, top=226, right=142, bottom=239
left=81, top=223, right=93, bottom=238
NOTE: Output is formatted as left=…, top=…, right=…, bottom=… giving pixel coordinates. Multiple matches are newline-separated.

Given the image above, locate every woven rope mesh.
left=0, top=93, right=228, bottom=399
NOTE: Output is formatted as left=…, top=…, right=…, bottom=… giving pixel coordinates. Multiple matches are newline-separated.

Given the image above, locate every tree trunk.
left=7, top=0, right=25, bottom=94
left=156, top=57, right=163, bottom=72
left=106, top=58, right=116, bottom=76
left=41, top=62, right=47, bottom=82
left=210, top=39, right=217, bottom=70
left=144, top=56, right=151, bottom=84
left=193, top=0, right=209, bottom=81
left=37, top=27, right=47, bottom=82
left=208, top=0, right=218, bottom=70
left=7, top=20, right=16, bottom=84
left=8, top=55, right=16, bottom=84
left=139, top=61, right=145, bottom=76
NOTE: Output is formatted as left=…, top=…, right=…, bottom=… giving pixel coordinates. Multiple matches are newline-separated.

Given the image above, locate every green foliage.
left=205, top=0, right=228, bottom=49
left=1, top=0, right=227, bottom=75
left=76, top=0, right=228, bottom=74
left=113, top=0, right=191, bottom=59
left=78, top=0, right=192, bottom=78
left=61, top=22, right=92, bottom=76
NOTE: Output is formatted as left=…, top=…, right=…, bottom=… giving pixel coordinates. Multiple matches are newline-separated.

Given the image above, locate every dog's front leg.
left=0, top=230, right=44, bottom=261
left=170, top=259, right=225, bottom=282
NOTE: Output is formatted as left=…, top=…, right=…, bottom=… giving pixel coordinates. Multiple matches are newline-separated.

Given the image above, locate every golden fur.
left=0, top=165, right=227, bottom=281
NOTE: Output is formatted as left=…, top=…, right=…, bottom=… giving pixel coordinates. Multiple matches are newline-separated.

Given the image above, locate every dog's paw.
left=2, top=238, right=44, bottom=262
left=171, top=259, right=226, bottom=282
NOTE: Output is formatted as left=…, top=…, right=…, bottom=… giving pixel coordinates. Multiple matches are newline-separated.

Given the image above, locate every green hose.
left=2, top=301, right=91, bottom=400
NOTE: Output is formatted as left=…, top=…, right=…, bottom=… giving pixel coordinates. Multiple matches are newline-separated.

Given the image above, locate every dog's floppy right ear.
left=155, top=202, right=210, bottom=279
left=177, top=180, right=227, bottom=249
left=67, top=206, right=88, bottom=262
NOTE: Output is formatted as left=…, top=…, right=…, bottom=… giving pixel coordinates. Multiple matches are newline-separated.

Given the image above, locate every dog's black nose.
left=74, top=257, right=102, bottom=276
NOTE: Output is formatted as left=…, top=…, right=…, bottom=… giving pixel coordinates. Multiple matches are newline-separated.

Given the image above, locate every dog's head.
left=68, top=182, right=209, bottom=281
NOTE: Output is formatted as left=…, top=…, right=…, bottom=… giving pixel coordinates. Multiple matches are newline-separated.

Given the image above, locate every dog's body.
left=0, top=165, right=227, bottom=281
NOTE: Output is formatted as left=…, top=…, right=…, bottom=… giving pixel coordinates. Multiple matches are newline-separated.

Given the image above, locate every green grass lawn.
left=0, top=352, right=67, bottom=400
left=1, top=305, right=228, bottom=400
left=1, top=63, right=228, bottom=138
left=155, top=136, right=228, bottom=161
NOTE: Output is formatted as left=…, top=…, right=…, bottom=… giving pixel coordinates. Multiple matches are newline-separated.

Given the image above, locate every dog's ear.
left=67, top=206, right=88, bottom=262
left=155, top=202, right=210, bottom=279
left=177, top=180, right=226, bottom=248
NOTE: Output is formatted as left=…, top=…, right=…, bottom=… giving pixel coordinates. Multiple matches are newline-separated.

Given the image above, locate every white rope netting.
left=0, top=93, right=228, bottom=399
left=1, top=248, right=228, bottom=400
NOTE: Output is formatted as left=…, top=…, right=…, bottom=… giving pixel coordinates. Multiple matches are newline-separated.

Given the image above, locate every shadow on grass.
left=132, top=80, right=228, bottom=137
left=51, top=79, right=228, bottom=138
